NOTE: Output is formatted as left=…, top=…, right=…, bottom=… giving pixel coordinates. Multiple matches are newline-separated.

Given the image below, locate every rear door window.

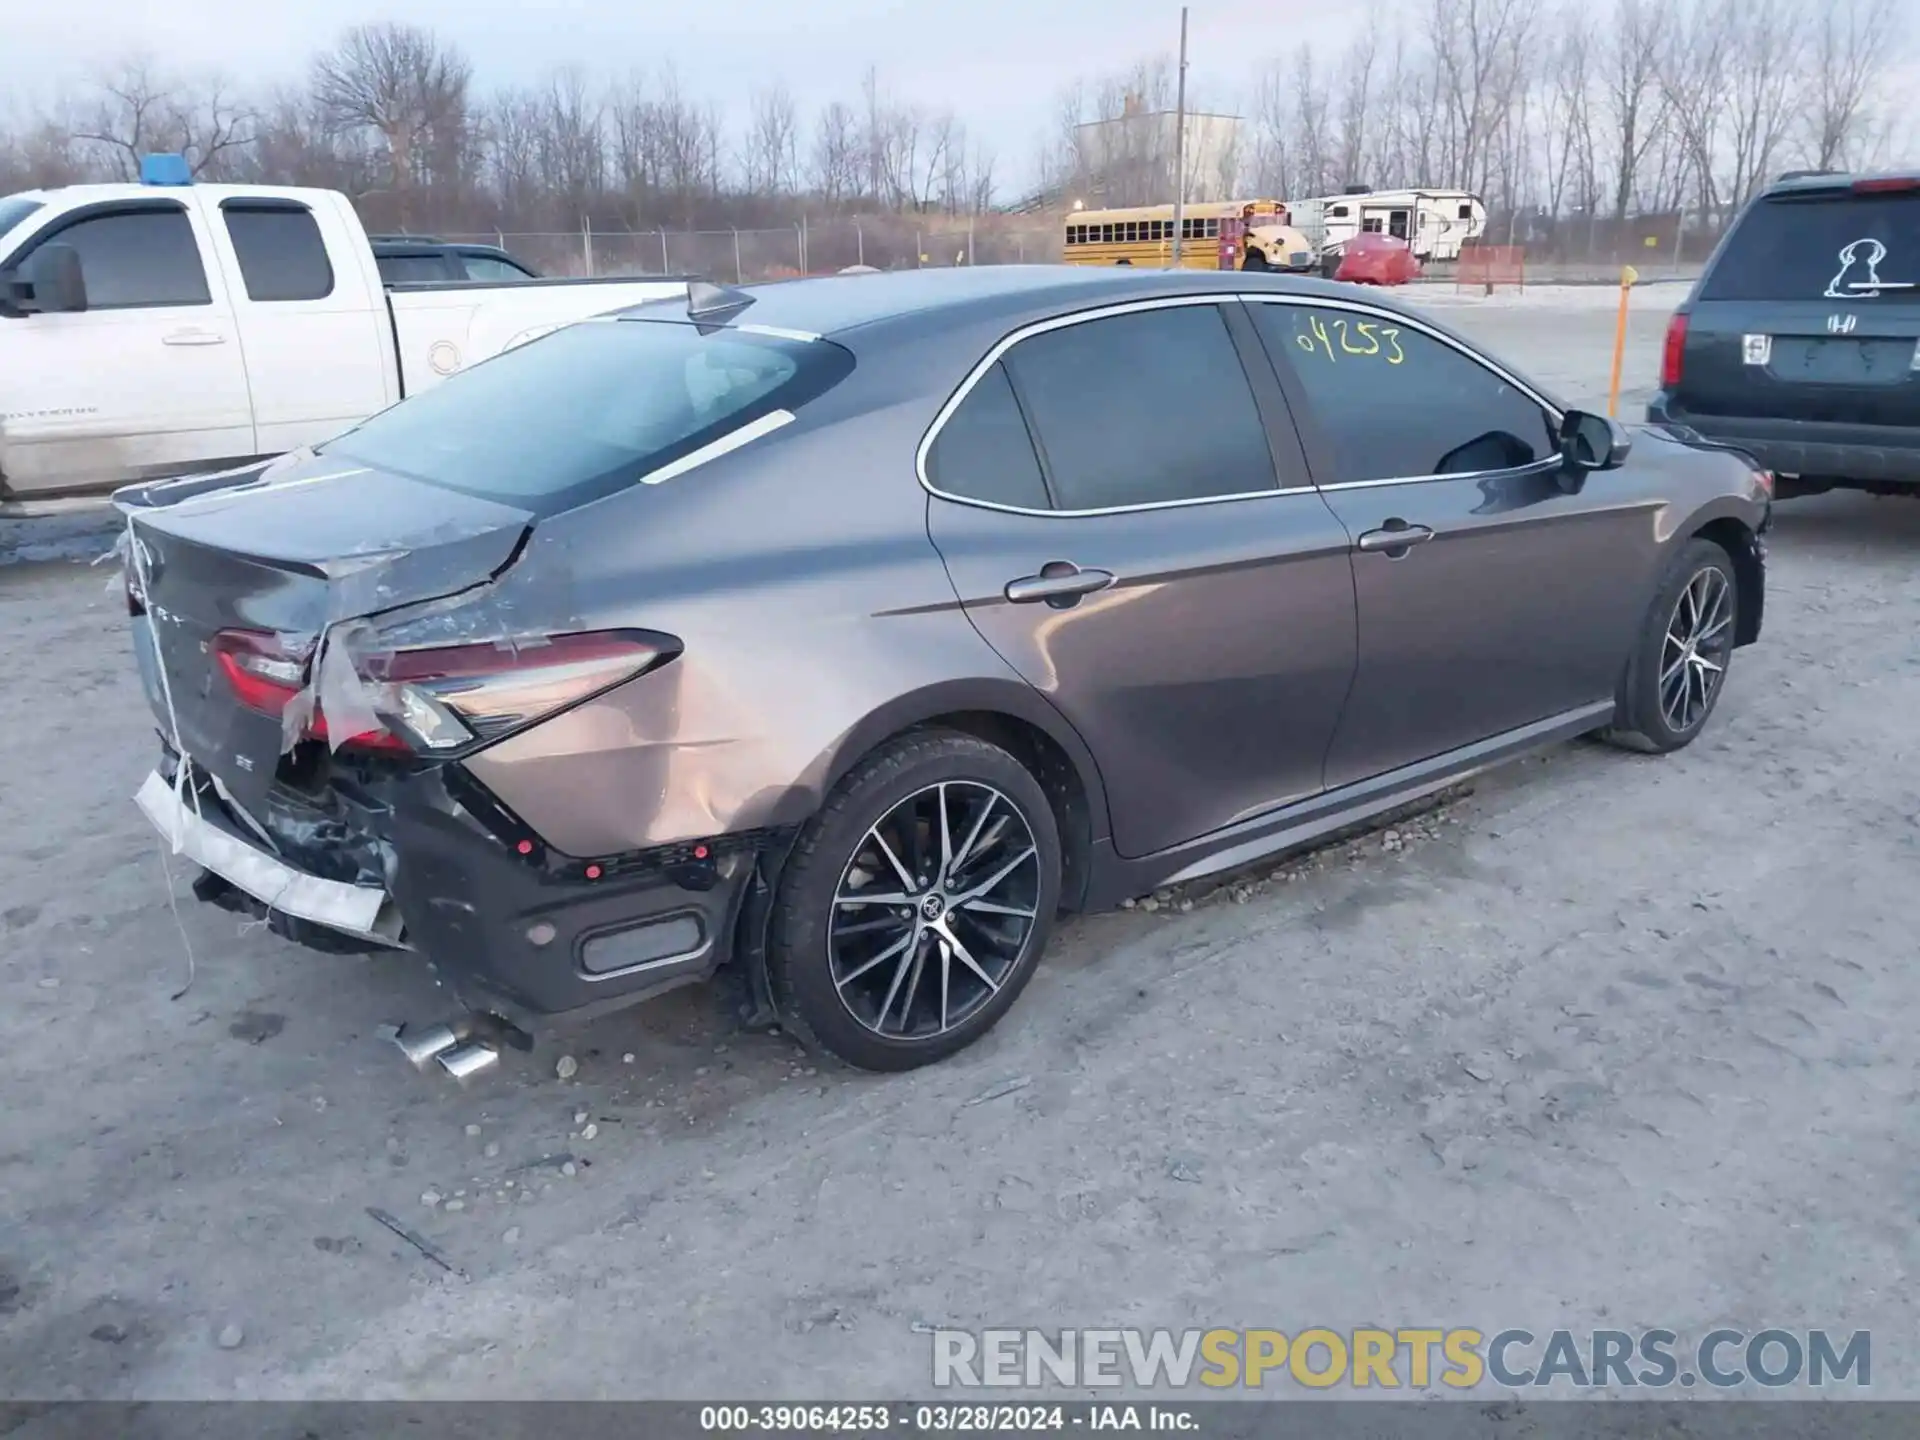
left=320, top=318, right=854, bottom=515
left=1703, top=192, right=1920, bottom=302
left=1001, top=303, right=1278, bottom=510
left=926, top=361, right=1051, bottom=510
left=222, top=204, right=335, bottom=301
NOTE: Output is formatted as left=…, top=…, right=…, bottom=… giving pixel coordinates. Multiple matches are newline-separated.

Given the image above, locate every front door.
left=924, top=300, right=1358, bottom=858
left=1245, top=297, right=1661, bottom=790
left=0, top=200, right=254, bottom=497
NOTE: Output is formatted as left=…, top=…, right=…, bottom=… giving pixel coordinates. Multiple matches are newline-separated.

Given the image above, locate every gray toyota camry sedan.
left=117, top=266, right=1772, bottom=1073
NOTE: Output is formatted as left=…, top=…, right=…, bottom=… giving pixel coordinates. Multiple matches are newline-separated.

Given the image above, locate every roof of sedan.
left=614, top=264, right=1416, bottom=339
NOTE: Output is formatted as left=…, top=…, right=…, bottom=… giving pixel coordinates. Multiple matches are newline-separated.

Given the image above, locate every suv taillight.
left=1661, top=312, right=1689, bottom=389
left=212, top=628, right=676, bottom=756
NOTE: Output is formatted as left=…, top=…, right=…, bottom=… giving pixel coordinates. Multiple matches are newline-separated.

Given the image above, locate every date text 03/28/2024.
left=698, top=1404, right=1193, bottom=1432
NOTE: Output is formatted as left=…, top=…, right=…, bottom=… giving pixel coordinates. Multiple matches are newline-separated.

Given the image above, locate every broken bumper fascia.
left=135, top=769, right=406, bottom=946
left=136, top=751, right=779, bottom=1034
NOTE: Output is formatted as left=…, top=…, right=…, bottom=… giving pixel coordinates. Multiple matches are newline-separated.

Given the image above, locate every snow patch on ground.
left=1403, top=280, right=1686, bottom=314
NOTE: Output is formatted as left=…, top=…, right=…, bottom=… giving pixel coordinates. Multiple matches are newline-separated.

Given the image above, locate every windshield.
left=1702, top=191, right=1920, bottom=303
left=321, top=318, right=854, bottom=515
left=0, top=195, right=45, bottom=251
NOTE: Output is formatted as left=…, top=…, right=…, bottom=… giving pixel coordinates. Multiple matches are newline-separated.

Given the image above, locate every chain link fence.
left=441, top=209, right=1722, bottom=288
left=443, top=217, right=1064, bottom=281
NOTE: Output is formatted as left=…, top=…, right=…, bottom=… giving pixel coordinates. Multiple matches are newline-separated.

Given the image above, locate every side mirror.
left=1559, top=409, right=1630, bottom=474
left=19, top=243, right=87, bottom=314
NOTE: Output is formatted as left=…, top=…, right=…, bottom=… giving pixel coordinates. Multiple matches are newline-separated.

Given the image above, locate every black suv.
left=370, top=236, right=541, bottom=285
left=1648, top=171, right=1920, bottom=498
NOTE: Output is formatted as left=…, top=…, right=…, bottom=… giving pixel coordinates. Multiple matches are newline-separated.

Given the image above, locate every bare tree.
left=75, top=58, right=256, bottom=178
left=1807, top=0, right=1901, bottom=168
left=744, top=84, right=800, bottom=197
left=1333, top=28, right=1378, bottom=188
left=1721, top=0, right=1809, bottom=204
left=312, top=23, right=472, bottom=219
left=535, top=68, right=606, bottom=214
left=809, top=100, right=860, bottom=207
left=1426, top=0, right=1534, bottom=195
left=1247, top=60, right=1295, bottom=198
left=1598, top=0, right=1668, bottom=217
left=1292, top=45, right=1333, bottom=195
left=1541, top=6, right=1599, bottom=219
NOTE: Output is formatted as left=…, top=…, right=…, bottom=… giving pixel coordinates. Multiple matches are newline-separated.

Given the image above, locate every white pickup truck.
left=0, top=162, right=687, bottom=513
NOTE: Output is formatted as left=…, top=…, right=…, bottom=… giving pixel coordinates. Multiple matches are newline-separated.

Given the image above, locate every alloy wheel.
left=828, top=781, right=1041, bottom=1040
left=1659, top=566, right=1734, bottom=734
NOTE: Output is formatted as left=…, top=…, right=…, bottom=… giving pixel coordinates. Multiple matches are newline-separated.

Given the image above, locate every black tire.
left=768, top=730, right=1062, bottom=1072
left=1241, top=249, right=1270, bottom=272
left=1600, top=539, right=1739, bottom=754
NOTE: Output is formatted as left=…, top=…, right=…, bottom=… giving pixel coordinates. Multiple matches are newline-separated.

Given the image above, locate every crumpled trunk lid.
left=116, top=451, right=534, bottom=814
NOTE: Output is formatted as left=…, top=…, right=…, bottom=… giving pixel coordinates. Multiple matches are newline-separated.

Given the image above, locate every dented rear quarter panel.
left=460, top=317, right=1072, bottom=860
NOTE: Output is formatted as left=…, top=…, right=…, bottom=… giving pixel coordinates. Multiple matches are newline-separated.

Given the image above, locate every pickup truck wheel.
left=767, top=731, right=1061, bottom=1072
left=1601, top=539, right=1738, bottom=754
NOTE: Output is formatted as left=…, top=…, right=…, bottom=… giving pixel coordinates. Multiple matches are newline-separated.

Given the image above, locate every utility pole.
left=1170, top=6, right=1190, bottom=267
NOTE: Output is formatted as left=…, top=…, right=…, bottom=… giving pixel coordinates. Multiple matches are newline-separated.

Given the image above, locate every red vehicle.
left=1334, top=233, right=1422, bottom=286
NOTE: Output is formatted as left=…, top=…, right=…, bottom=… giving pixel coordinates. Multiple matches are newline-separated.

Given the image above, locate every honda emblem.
left=1827, top=313, right=1858, bottom=334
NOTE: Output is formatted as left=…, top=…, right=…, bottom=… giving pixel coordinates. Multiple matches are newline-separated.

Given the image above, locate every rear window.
left=1703, top=191, right=1920, bottom=302
left=320, top=318, right=853, bottom=515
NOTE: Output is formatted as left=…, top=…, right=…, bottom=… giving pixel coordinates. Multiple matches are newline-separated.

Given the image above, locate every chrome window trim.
left=1239, top=292, right=1566, bottom=492
left=915, top=293, right=1308, bottom=519
left=916, top=289, right=1570, bottom=518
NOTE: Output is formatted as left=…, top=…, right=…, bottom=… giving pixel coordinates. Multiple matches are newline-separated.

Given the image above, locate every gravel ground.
left=1, top=290, right=1916, bottom=1403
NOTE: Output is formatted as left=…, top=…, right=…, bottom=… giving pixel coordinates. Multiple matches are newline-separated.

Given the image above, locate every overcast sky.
left=4, top=0, right=1359, bottom=193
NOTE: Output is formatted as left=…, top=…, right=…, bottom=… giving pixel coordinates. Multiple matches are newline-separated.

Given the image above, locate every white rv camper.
left=1290, top=188, right=1488, bottom=263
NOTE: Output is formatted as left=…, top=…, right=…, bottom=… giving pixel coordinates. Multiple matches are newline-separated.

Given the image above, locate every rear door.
left=1679, top=185, right=1920, bottom=427
left=924, top=298, right=1359, bottom=859
left=0, top=199, right=254, bottom=495
left=1247, top=296, right=1658, bottom=790
left=205, top=194, right=396, bottom=455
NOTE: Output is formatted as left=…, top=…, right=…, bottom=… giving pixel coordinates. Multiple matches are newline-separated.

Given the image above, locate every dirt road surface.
left=2, top=286, right=1914, bottom=1401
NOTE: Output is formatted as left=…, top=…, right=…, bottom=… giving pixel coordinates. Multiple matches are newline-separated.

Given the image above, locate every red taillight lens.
left=1852, top=176, right=1920, bottom=194
left=1753, top=468, right=1776, bottom=499
left=213, top=627, right=674, bottom=757
left=1661, top=312, right=1689, bottom=388
left=211, top=631, right=305, bottom=716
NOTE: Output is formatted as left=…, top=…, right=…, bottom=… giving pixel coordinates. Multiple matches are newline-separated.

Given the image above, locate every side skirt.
left=1084, top=701, right=1616, bottom=906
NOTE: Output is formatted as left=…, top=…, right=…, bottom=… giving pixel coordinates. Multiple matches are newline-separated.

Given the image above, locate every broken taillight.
left=212, top=628, right=675, bottom=756
left=211, top=630, right=306, bottom=715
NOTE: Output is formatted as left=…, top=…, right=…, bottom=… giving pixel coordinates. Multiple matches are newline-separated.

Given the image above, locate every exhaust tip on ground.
left=392, top=1022, right=461, bottom=1069
left=437, top=1044, right=500, bottom=1081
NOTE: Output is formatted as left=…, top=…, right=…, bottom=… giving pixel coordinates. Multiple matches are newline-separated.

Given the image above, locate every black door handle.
left=1355, top=521, right=1435, bottom=555
left=1004, top=563, right=1117, bottom=607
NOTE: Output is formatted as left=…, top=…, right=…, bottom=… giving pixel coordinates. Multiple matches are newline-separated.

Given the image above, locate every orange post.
left=1607, top=265, right=1639, bottom=416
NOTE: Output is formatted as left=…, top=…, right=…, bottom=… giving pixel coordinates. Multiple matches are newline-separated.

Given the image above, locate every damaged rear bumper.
left=136, top=770, right=405, bottom=946
left=135, top=750, right=780, bottom=1034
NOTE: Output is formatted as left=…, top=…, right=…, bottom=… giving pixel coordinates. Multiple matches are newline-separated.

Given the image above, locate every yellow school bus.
left=1061, top=199, right=1318, bottom=271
